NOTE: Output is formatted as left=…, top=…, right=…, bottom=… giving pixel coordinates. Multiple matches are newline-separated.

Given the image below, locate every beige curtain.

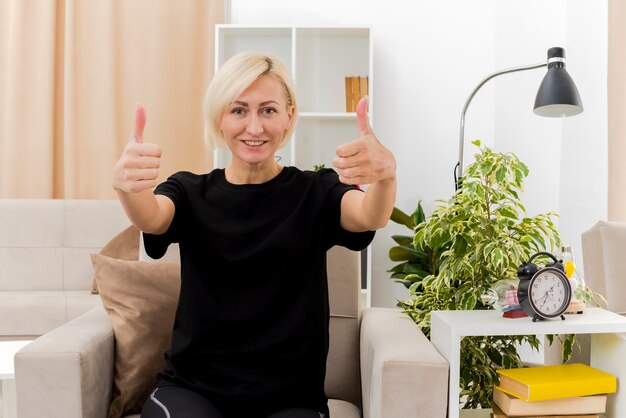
left=609, top=0, right=626, bottom=221
left=0, top=0, right=223, bottom=198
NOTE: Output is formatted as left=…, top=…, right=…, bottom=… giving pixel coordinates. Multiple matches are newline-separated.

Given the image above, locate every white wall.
left=492, top=1, right=608, bottom=281
left=228, top=0, right=608, bottom=307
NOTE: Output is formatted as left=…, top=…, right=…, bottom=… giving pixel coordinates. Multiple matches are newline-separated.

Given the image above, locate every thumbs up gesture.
left=113, top=103, right=162, bottom=193
left=333, top=96, right=396, bottom=185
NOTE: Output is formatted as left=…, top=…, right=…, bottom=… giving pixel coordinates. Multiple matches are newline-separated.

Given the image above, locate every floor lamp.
left=455, top=47, right=584, bottom=190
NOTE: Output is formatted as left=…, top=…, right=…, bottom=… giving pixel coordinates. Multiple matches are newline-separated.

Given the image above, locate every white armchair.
left=582, top=220, right=626, bottom=315
left=15, top=244, right=449, bottom=418
left=581, top=220, right=626, bottom=417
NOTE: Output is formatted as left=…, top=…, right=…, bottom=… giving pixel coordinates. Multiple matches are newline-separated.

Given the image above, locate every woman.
left=113, top=52, right=396, bottom=418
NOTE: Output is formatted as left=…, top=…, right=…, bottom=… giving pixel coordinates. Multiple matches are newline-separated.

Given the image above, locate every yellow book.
left=493, top=386, right=606, bottom=416
left=491, top=401, right=601, bottom=418
left=496, top=363, right=616, bottom=402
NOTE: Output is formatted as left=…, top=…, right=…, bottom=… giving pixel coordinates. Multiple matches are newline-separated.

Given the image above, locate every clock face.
left=528, top=267, right=572, bottom=318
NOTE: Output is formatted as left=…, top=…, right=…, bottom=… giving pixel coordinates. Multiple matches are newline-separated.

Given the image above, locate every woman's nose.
left=246, top=113, right=263, bottom=135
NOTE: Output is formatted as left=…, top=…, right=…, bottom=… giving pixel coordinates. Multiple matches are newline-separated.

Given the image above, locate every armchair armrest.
left=15, top=306, right=114, bottom=418
left=360, top=308, right=449, bottom=418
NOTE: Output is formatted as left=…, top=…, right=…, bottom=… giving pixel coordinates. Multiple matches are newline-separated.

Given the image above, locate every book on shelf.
left=491, top=401, right=602, bottom=418
left=496, top=363, right=616, bottom=402
left=359, top=76, right=368, bottom=100
left=344, top=77, right=352, bottom=113
left=344, top=76, right=369, bottom=112
left=351, top=76, right=360, bottom=111
left=493, top=385, right=606, bottom=416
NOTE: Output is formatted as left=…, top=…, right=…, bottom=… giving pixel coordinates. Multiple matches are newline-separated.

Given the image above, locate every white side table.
left=431, top=307, right=626, bottom=418
left=0, top=340, right=32, bottom=418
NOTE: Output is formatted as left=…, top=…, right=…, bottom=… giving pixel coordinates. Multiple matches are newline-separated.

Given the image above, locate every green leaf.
left=402, top=263, right=431, bottom=277
left=562, top=334, right=575, bottom=363
left=460, top=293, right=477, bottom=310
left=520, top=235, right=533, bottom=243
left=403, top=274, right=422, bottom=283
left=390, top=206, right=414, bottom=229
left=474, top=183, right=485, bottom=198
left=390, top=273, right=407, bottom=280
left=497, top=206, right=518, bottom=219
left=388, top=246, right=419, bottom=262
left=519, top=161, right=530, bottom=176
left=387, top=263, right=407, bottom=274
left=495, top=166, right=506, bottom=182
left=413, top=202, right=426, bottom=225
left=391, top=234, right=414, bottom=246
left=492, top=248, right=503, bottom=268
left=506, top=186, right=520, bottom=200
left=481, top=161, right=494, bottom=176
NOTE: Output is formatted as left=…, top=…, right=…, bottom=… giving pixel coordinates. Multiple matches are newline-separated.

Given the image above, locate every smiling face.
left=219, top=75, right=294, bottom=170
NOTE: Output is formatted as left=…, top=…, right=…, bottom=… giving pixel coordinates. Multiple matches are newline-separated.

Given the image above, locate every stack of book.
left=491, top=363, right=616, bottom=418
left=344, top=76, right=368, bottom=112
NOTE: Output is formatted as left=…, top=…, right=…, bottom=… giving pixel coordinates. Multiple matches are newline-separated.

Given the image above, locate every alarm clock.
left=517, top=252, right=572, bottom=322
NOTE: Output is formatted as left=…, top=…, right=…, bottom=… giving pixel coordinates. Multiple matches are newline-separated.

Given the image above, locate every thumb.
left=133, top=102, right=146, bottom=143
left=356, top=95, right=372, bottom=137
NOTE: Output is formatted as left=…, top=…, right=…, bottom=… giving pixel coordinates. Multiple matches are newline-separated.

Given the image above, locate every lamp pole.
left=456, top=62, right=547, bottom=190
left=455, top=47, right=582, bottom=191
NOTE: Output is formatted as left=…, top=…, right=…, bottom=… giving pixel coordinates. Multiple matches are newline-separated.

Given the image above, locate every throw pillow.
left=91, top=225, right=140, bottom=294
left=91, top=254, right=180, bottom=418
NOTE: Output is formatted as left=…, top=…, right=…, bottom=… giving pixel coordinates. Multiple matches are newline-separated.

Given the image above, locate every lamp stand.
left=456, top=62, right=547, bottom=190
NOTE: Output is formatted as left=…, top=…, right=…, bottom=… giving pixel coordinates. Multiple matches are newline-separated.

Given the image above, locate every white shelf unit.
left=213, top=25, right=373, bottom=305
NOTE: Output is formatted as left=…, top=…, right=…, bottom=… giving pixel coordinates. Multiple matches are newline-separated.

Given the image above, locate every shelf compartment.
left=295, top=118, right=358, bottom=170
left=216, top=26, right=293, bottom=72
left=295, top=28, right=370, bottom=114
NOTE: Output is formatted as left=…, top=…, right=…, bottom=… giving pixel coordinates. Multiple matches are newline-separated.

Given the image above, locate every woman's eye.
left=231, top=107, right=246, bottom=115
left=262, top=107, right=277, bottom=115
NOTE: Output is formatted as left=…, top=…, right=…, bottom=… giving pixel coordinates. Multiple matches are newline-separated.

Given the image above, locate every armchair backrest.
left=0, top=199, right=127, bottom=336
left=582, top=220, right=626, bottom=315
left=325, top=246, right=362, bottom=407
left=0, top=199, right=129, bottom=293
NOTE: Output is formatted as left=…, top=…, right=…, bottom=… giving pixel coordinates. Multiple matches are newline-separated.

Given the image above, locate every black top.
left=143, top=167, right=374, bottom=416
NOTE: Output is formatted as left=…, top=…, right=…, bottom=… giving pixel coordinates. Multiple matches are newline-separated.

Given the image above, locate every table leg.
left=590, top=332, right=626, bottom=418
left=1, top=379, right=16, bottom=418
left=431, top=316, right=462, bottom=418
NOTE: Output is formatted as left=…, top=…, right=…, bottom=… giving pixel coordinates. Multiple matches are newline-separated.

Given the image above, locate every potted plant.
left=389, top=140, right=603, bottom=408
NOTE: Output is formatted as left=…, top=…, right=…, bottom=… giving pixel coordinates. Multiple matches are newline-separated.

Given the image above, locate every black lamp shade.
left=533, top=47, right=583, bottom=117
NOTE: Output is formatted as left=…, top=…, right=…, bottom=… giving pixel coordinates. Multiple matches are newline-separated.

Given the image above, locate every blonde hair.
left=203, top=52, right=298, bottom=148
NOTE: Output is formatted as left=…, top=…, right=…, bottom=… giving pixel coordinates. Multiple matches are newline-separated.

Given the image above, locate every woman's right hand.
left=113, top=103, right=162, bottom=194
left=113, top=103, right=174, bottom=234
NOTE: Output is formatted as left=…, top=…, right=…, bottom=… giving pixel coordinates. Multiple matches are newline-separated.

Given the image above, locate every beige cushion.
left=325, top=246, right=362, bottom=407
left=326, top=317, right=361, bottom=407
left=328, top=399, right=361, bottom=418
left=91, top=225, right=140, bottom=294
left=92, top=254, right=180, bottom=418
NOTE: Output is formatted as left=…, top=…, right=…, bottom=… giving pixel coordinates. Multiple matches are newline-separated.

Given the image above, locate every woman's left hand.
left=333, top=96, right=396, bottom=185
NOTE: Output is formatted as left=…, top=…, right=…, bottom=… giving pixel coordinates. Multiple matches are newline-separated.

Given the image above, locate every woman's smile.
left=241, top=139, right=267, bottom=147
